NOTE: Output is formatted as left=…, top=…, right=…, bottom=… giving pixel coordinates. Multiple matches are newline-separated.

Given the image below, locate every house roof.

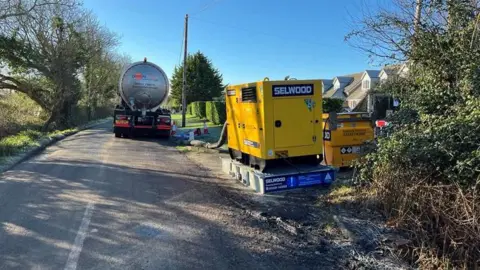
left=346, top=88, right=367, bottom=101
left=333, top=76, right=354, bottom=85
left=325, top=73, right=357, bottom=98
left=343, top=72, right=363, bottom=95
left=323, top=87, right=345, bottom=98
left=321, top=79, right=333, bottom=91
left=379, top=65, right=402, bottom=81
left=365, top=70, right=381, bottom=78
left=382, top=64, right=401, bottom=75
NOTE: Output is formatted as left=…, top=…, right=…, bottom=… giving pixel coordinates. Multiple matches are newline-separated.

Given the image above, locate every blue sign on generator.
left=263, top=169, right=335, bottom=193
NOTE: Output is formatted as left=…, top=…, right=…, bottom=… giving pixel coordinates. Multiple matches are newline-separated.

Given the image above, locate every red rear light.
left=116, top=115, right=128, bottom=120
left=157, top=117, right=171, bottom=124
left=375, top=120, right=388, bottom=128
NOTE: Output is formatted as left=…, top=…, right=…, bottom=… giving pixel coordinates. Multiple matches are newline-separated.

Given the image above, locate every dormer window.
left=362, top=79, right=370, bottom=90
left=333, top=80, right=340, bottom=90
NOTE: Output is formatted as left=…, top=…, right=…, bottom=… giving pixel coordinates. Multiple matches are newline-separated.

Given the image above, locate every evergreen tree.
left=170, top=51, right=223, bottom=105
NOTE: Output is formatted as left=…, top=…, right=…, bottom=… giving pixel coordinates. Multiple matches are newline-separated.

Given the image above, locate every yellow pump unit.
left=322, top=112, right=374, bottom=167
left=226, top=79, right=324, bottom=171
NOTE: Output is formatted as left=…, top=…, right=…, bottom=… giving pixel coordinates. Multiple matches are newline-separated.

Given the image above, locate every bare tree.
left=81, top=12, right=120, bottom=120
left=0, top=0, right=131, bottom=129
left=414, top=0, right=423, bottom=33
left=346, top=0, right=480, bottom=64
left=0, top=0, right=88, bottom=129
left=0, top=0, right=74, bottom=20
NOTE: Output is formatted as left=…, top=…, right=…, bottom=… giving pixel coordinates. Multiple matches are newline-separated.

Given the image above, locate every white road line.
left=64, top=202, right=95, bottom=270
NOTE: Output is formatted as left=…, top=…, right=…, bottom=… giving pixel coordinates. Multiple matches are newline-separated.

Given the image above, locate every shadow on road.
left=0, top=125, right=343, bottom=269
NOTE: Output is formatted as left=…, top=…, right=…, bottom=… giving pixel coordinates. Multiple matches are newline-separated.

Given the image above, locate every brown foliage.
left=371, top=164, right=480, bottom=269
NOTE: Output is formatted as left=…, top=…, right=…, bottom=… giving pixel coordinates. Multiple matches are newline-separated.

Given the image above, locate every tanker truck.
left=113, top=58, right=171, bottom=138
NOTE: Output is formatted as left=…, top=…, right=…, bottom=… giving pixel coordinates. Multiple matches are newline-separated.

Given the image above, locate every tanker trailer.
left=113, top=58, right=171, bottom=138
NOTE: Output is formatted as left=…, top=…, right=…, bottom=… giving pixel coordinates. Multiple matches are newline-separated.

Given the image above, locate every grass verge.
left=0, top=128, right=79, bottom=162
left=0, top=130, right=44, bottom=158
left=175, top=146, right=191, bottom=153
left=171, top=113, right=220, bottom=128
left=0, top=118, right=109, bottom=164
left=171, top=113, right=223, bottom=144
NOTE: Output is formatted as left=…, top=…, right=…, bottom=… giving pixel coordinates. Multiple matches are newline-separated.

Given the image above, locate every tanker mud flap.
left=128, top=126, right=135, bottom=138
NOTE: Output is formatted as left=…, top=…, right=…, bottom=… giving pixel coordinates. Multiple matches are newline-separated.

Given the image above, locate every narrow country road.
left=0, top=123, right=310, bottom=270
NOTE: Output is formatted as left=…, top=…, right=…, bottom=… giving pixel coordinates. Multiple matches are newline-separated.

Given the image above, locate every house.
left=345, top=70, right=380, bottom=111
left=323, top=73, right=362, bottom=99
left=322, top=64, right=408, bottom=112
left=398, top=63, right=409, bottom=77
left=366, top=64, right=409, bottom=117
left=321, top=79, right=333, bottom=93
left=379, top=65, right=401, bottom=82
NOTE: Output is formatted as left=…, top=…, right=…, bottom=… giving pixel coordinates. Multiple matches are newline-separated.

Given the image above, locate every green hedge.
left=206, top=101, right=226, bottom=124
left=206, top=102, right=213, bottom=122
left=190, top=101, right=206, bottom=118
left=199, top=102, right=206, bottom=118
left=188, top=101, right=225, bottom=123
left=190, top=102, right=196, bottom=116
left=190, top=102, right=198, bottom=116
left=322, top=98, right=344, bottom=113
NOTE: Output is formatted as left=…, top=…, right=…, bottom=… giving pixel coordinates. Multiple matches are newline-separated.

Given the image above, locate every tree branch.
left=0, top=73, right=51, bottom=110
left=0, top=0, right=75, bottom=20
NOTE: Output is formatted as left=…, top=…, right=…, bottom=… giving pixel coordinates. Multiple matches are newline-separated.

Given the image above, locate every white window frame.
left=362, top=79, right=370, bottom=90
left=349, top=100, right=357, bottom=109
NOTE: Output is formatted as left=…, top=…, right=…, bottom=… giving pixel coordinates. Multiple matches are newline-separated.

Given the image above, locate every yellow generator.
left=226, top=79, right=323, bottom=171
left=322, top=112, right=374, bottom=168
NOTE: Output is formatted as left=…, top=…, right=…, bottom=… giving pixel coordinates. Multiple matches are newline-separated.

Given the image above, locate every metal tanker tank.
left=113, top=59, right=172, bottom=139
left=119, top=60, right=169, bottom=113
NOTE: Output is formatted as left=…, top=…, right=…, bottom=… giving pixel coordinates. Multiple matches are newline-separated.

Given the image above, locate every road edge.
left=0, top=118, right=112, bottom=174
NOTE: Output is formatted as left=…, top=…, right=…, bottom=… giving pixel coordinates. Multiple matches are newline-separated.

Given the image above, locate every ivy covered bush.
left=350, top=0, right=480, bottom=268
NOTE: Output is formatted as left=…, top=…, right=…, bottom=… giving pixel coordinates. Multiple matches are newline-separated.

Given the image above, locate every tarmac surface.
left=0, top=123, right=306, bottom=269
left=0, top=122, right=409, bottom=270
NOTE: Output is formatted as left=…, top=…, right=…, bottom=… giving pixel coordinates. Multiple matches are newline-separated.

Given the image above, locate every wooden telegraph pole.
left=182, top=14, right=189, bottom=127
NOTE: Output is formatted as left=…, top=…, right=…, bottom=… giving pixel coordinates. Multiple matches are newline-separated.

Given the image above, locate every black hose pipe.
left=205, top=121, right=228, bottom=149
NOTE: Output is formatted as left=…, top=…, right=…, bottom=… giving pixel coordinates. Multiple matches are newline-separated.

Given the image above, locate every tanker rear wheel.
left=156, top=130, right=171, bottom=139
left=157, top=133, right=170, bottom=139
left=115, top=132, right=121, bottom=138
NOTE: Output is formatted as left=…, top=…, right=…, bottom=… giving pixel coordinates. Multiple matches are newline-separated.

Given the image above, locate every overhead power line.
left=190, top=0, right=224, bottom=16
left=178, top=25, right=184, bottom=67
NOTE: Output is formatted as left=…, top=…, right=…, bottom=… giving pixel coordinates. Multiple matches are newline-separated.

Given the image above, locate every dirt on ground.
left=182, top=148, right=413, bottom=270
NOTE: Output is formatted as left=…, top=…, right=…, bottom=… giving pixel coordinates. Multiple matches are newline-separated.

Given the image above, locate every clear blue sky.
left=83, top=0, right=384, bottom=85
